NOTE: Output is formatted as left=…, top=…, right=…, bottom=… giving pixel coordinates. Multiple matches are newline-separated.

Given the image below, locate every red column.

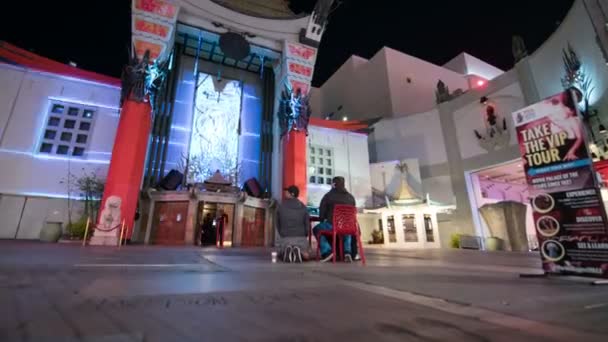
left=98, top=99, right=151, bottom=241
left=282, top=130, right=307, bottom=202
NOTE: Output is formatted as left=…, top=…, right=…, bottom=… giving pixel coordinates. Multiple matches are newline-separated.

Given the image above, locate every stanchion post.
left=118, top=219, right=125, bottom=247
left=82, top=217, right=91, bottom=247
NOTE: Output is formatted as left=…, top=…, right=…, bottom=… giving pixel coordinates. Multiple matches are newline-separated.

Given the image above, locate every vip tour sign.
left=513, top=90, right=608, bottom=278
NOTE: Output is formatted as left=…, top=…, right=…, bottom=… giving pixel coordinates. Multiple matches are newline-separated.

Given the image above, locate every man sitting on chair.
left=314, top=176, right=356, bottom=262
left=276, top=185, right=311, bottom=263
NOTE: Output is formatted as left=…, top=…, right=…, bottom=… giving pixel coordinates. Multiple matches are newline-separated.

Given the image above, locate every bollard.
left=271, top=251, right=277, bottom=263
left=82, top=217, right=91, bottom=247
left=118, top=219, right=125, bottom=247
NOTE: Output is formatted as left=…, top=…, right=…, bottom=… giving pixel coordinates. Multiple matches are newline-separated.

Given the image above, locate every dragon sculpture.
left=120, top=49, right=170, bottom=107
left=278, top=82, right=312, bottom=137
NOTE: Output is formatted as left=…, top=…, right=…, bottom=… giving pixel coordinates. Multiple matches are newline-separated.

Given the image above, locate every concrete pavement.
left=0, top=241, right=606, bottom=341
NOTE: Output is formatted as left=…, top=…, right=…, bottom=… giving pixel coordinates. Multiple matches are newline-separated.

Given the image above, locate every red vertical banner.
left=282, top=130, right=308, bottom=203
left=280, top=41, right=317, bottom=204
left=513, top=91, right=608, bottom=278
left=92, top=100, right=152, bottom=245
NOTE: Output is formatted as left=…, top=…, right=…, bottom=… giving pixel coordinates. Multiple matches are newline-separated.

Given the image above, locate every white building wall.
left=370, top=108, right=447, bottom=166
left=309, top=86, right=323, bottom=117
left=528, top=0, right=608, bottom=114
left=0, top=64, right=120, bottom=238
left=317, top=53, right=392, bottom=121
left=384, top=48, right=469, bottom=116
left=443, top=53, right=504, bottom=81
left=306, top=126, right=372, bottom=208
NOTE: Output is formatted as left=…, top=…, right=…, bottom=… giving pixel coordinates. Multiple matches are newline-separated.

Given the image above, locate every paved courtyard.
left=0, top=241, right=607, bottom=341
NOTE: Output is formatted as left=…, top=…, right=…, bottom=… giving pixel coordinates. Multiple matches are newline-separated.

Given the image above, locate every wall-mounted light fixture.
left=480, top=96, right=488, bottom=105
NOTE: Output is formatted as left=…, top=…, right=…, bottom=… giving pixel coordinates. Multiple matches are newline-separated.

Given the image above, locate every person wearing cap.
left=314, top=176, right=357, bottom=262
left=275, top=185, right=311, bottom=262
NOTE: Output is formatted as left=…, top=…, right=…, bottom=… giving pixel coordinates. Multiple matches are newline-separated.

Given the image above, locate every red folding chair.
left=315, top=204, right=366, bottom=265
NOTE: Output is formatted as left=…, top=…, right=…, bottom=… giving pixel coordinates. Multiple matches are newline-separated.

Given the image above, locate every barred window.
left=38, top=100, right=96, bottom=157
left=308, top=145, right=334, bottom=185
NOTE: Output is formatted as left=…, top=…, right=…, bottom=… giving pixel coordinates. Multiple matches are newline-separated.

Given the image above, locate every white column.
left=414, top=212, right=427, bottom=248
left=394, top=211, right=405, bottom=247
left=381, top=213, right=390, bottom=247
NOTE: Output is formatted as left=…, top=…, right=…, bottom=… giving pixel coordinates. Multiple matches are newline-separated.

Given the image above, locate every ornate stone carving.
left=512, top=35, right=528, bottom=63
left=435, top=80, right=450, bottom=104
left=120, top=49, right=169, bottom=106
left=311, top=0, right=334, bottom=27
left=474, top=105, right=510, bottom=151
left=278, top=83, right=311, bottom=137
left=98, top=196, right=122, bottom=229
left=435, top=80, right=464, bottom=104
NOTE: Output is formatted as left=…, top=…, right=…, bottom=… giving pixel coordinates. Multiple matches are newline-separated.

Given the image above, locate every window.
left=424, top=214, right=434, bottom=242
left=308, top=144, right=335, bottom=185
left=44, top=130, right=56, bottom=140
left=37, top=100, right=97, bottom=157
left=67, top=107, right=79, bottom=116
left=73, top=147, right=85, bottom=156
left=57, top=145, right=69, bottom=155
left=76, top=134, right=87, bottom=144
left=51, top=104, right=64, bottom=114
left=48, top=117, right=60, bottom=126
left=60, top=132, right=72, bottom=142
left=40, top=143, right=53, bottom=153
left=402, top=214, right=418, bottom=242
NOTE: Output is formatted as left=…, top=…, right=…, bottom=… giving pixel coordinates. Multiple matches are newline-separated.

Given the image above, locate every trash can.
left=40, top=221, right=63, bottom=242
left=485, top=237, right=504, bottom=251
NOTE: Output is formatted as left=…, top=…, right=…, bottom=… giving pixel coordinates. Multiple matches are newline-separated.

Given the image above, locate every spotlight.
left=477, top=80, right=485, bottom=87
left=342, top=116, right=348, bottom=121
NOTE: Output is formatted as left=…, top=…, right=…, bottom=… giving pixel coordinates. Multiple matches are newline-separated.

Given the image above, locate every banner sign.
left=132, top=37, right=166, bottom=62
left=281, top=41, right=317, bottom=95
left=132, top=0, right=179, bottom=21
left=131, top=0, right=179, bottom=62
left=513, top=90, right=608, bottom=278
left=287, top=77, right=310, bottom=95
left=287, top=61, right=313, bottom=80
left=133, top=15, right=174, bottom=41
left=285, top=42, right=317, bottom=65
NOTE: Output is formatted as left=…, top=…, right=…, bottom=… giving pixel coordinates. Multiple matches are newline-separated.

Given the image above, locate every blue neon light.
left=0, top=148, right=110, bottom=164
left=47, top=96, right=120, bottom=111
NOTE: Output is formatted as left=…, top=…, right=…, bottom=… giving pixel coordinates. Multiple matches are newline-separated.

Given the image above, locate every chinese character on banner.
left=133, top=38, right=165, bottom=61
left=134, top=16, right=172, bottom=40
left=133, top=0, right=178, bottom=20
left=287, top=43, right=317, bottom=62
left=288, top=62, right=313, bottom=79
left=289, top=78, right=310, bottom=95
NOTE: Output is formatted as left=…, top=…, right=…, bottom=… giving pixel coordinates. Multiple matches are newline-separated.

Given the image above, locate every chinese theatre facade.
left=93, top=0, right=337, bottom=246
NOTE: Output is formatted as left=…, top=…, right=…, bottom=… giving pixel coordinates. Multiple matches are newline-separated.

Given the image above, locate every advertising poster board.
left=512, top=90, right=608, bottom=278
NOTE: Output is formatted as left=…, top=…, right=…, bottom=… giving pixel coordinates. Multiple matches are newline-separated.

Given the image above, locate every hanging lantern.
left=219, top=32, right=250, bottom=61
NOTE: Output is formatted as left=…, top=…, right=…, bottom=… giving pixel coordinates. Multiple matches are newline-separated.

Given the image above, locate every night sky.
left=0, top=1, right=574, bottom=87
